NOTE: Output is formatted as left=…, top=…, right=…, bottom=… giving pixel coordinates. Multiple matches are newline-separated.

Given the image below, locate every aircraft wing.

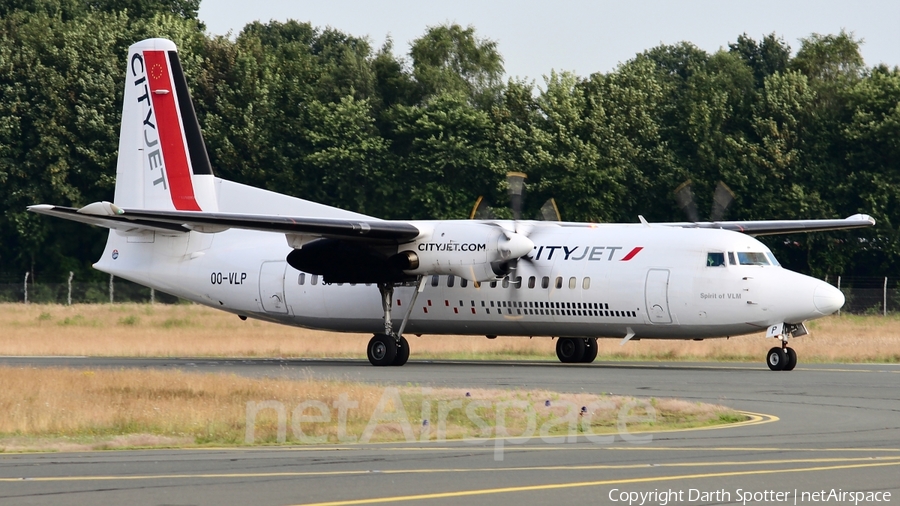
left=659, top=214, right=876, bottom=236
left=28, top=203, right=421, bottom=243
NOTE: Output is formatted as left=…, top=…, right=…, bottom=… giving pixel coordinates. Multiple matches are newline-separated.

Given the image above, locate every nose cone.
left=499, top=232, right=534, bottom=260
left=814, top=283, right=845, bottom=314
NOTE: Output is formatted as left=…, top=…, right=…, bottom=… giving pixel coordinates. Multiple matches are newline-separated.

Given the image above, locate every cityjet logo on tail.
left=531, top=246, right=643, bottom=262
left=131, top=52, right=166, bottom=189
left=129, top=49, right=201, bottom=212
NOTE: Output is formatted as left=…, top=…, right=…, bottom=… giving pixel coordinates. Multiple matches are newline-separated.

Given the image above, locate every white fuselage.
left=93, top=222, right=840, bottom=341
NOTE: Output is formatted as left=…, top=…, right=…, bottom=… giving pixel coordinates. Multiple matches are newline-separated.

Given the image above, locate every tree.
left=386, top=92, right=499, bottom=219
left=409, top=24, right=504, bottom=108
left=729, top=33, right=790, bottom=87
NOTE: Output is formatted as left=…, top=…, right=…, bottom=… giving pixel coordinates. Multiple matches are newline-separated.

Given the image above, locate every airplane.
left=29, top=38, right=875, bottom=371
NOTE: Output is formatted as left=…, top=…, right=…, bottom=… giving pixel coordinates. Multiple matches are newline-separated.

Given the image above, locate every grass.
left=1, top=303, right=899, bottom=363
left=0, top=367, right=741, bottom=452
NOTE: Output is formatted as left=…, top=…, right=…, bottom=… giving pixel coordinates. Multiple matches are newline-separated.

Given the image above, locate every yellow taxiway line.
left=295, top=460, right=900, bottom=506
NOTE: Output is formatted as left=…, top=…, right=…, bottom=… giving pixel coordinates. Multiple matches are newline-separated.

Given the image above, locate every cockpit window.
left=706, top=252, right=726, bottom=267
left=737, top=252, right=770, bottom=265
left=727, top=252, right=736, bottom=265
left=765, top=252, right=781, bottom=267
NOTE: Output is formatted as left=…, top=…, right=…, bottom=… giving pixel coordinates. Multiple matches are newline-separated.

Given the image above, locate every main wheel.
left=556, top=337, right=586, bottom=363
left=581, top=338, right=598, bottom=363
left=392, top=336, right=410, bottom=366
left=766, top=347, right=787, bottom=371
left=784, top=347, right=797, bottom=371
left=367, top=334, right=397, bottom=366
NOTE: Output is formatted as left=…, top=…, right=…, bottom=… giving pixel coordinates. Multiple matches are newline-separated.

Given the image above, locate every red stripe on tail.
left=144, top=50, right=201, bottom=211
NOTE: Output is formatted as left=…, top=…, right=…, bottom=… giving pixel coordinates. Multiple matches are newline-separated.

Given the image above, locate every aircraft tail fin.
left=114, top=38, right=217, bottom=212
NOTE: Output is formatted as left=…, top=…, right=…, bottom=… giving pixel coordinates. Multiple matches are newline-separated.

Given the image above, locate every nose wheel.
left=766, top=345, right=797, bottom=371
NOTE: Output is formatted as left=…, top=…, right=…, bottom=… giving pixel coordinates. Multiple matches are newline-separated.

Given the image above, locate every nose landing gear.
left=764, top=322, right=805, bottom=371
left=766, top=333, right=798, bottom=371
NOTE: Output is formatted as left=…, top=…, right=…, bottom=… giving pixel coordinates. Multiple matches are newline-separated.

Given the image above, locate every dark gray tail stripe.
left=168, top=50, right=213, bottom=176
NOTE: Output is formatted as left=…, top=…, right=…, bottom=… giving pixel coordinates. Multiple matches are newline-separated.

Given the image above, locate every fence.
left=0, top=273, right=180, bottom=304
left=827, top=276, right=900, bottom=316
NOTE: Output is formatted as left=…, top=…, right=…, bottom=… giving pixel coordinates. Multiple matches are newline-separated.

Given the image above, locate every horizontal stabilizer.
left=28, top=204, right=187, bottom=234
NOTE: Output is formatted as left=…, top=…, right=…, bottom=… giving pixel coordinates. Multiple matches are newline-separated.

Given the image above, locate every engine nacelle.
left=399, top=222, right=533, bottom=282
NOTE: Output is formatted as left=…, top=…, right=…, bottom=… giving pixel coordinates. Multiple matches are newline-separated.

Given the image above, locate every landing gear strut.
left=766, top=334, right=797, bottom=371
left=367, top=278, right=424, bottom=367
left=556, top=337, right=598, bottom=364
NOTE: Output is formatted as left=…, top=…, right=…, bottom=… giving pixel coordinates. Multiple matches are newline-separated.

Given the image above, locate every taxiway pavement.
left=1, top=357, right=898, bottom=505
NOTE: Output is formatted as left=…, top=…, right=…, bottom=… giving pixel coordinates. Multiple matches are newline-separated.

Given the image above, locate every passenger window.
left=502, top=277, right=510, bottom=289
left=555, top=277, right=563, bottom=289
left=460, top=278, right=468, bottom=288
left=431, top=275, right=440, bottom=287
left=447, top=275, right=455, bottom=287
left=727, top=252, right=736, bottom=265
left=528, top=276, right=536, bottom=289
left=298, top=273, right=305, bottom=285
left=541, top=276, right=549, bottom=289
left=490, top=281, right=497, bottom=288
left=311, top=274, right=318, bottom=285
left=583, top=277, right=591, bottom=290
left=474, top=281, right=480, bottom=288
left=568, top=277, right=577, bottom=289
left=514, top=276, right=522, bottom=288
left=706, top=252, right=726, bottom=267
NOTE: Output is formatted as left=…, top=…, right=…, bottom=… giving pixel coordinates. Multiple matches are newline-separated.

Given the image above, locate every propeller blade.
left=507, top=172, right=527, bottom=221
left=674, top=180, right=700, bottom=223
left=538, top=198, right=561, bottom=221
left=470, top=196, right=497, bottom=220
left=710, top=181, right=735, bottom=222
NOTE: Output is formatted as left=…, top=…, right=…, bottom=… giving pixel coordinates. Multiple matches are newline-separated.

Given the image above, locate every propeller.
left=470, top=174, right=561, bottom=222
left=469, top=173, right=562, bottom=285
left=507, top=172, right=527, bottom=220
left=501, top=172, right=536, bottom=286
left=674, top=180, right=734, bottom=222
left=469, top=196, right=497, bottom=220
left=710, top=181, right=735, bottom=222
left=538, top=198, right=561, bottom=221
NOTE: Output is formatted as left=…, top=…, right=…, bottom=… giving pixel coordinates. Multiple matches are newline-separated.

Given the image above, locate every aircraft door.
left=645, top=269, right=672, bottom=324
left=259, top=261, right=288, bottom=314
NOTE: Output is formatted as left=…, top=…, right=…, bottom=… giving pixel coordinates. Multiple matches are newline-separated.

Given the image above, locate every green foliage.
left=409, top=23, right=504, bottom=108
left=0, top=10, right=896, bottom=280
left=118, top=314, right=140, bottom=326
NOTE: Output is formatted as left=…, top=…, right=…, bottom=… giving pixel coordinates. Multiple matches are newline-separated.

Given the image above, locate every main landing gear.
left=367, top=278, right=424, bottom=367
left=766, top=340, right=797, bottom=371
left=556, top=337, right=598, bottom=363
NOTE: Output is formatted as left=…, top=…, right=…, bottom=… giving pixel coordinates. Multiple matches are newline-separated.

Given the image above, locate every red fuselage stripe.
left=621, top=246, right=644, bottom=261
left=144, top=50, right=201, bottom=211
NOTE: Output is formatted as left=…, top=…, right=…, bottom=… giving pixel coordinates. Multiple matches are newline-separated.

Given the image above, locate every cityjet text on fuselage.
left=530, top=245, right=643, bottom=262
left=417, top=242, right=487, bottom=252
